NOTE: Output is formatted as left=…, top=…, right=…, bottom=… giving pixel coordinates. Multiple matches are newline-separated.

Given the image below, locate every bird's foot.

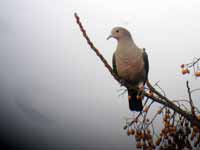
left=137, top=84, right=145, bottom=101
left=138, top=84, right=144, bottom=92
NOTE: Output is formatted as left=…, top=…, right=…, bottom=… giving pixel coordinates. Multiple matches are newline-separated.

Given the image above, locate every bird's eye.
left=116, top=30, right=119, bottom=33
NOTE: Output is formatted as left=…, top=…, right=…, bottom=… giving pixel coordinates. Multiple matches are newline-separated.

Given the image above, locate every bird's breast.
left=115, top=53, right=145, bottom=82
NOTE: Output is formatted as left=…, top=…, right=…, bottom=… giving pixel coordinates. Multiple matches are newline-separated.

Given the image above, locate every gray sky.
left=0, top=0, right=200, bottom=149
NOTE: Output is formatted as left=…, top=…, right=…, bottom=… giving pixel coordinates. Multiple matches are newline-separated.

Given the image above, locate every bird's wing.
left=142, top=48, right=149, bottom=81
left=112, top=53, right=118, bottom=75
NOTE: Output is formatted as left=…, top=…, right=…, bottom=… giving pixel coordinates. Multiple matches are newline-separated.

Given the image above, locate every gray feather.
left=142, top=48, right=149, bottom=81
left=112, top=53, right=118, bottom=75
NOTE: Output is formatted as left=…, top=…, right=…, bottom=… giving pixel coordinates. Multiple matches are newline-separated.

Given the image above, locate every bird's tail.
left=128, top=89, right=143, bottom=111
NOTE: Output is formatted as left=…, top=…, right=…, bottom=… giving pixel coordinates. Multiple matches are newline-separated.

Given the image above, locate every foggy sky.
left=0, top=0, right=200, bottom=149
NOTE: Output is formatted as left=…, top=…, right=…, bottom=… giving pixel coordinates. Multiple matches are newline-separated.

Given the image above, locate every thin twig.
left=186, top=80, right=195, bottom=116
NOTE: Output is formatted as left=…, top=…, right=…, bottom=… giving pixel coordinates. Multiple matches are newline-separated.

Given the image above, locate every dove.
left=107, top=27, right=149, bottom=111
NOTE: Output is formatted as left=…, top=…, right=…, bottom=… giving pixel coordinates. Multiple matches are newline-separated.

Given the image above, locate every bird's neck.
left=117, top=37, right=138, bottom=53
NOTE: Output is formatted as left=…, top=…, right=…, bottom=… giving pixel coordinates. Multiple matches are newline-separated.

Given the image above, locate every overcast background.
left=0, top=0, right=200, bottom=149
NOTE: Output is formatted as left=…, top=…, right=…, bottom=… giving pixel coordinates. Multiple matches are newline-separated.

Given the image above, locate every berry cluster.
left=127, top=128, right=156, bottom=149
left=181, top=64, right=190, bottom=75
left=181, top=58, right=200, bottom=77
left=126, top=108, right=200, bottom=150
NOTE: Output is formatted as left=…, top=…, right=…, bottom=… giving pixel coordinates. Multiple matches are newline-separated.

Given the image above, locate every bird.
left=107, top=27, right=149, bottom=111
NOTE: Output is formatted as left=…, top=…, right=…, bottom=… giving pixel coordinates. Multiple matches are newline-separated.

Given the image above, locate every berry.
left=180, top=64, right=185, bottom=68
left=195, top=71, right=200, bottom=77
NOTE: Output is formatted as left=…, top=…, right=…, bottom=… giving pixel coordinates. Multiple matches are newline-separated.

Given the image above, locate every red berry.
left=180, top=64, right=185, bottom=68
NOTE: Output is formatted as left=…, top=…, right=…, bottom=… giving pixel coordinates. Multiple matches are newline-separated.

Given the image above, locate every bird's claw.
left=138, top=83, right=145, bottom=92
left=139, top=86, right=144, bottom=92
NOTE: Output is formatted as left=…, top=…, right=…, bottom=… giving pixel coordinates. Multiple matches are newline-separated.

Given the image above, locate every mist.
left=0, top=0, right=200, bottom=149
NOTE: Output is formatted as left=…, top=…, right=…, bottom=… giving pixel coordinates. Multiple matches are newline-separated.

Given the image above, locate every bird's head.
left=107, top=27, right=132, bottom=41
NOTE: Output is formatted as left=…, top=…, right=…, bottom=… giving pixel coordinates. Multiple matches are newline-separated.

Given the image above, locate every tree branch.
left=74, top=13, right=200, bottom=128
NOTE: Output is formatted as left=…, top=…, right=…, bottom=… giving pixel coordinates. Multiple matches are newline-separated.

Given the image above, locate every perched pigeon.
left=107, top=27, right=149, bottom=111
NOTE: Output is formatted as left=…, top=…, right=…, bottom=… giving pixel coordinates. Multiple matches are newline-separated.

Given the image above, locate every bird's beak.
left=106, top=35, right=113, bottom=40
